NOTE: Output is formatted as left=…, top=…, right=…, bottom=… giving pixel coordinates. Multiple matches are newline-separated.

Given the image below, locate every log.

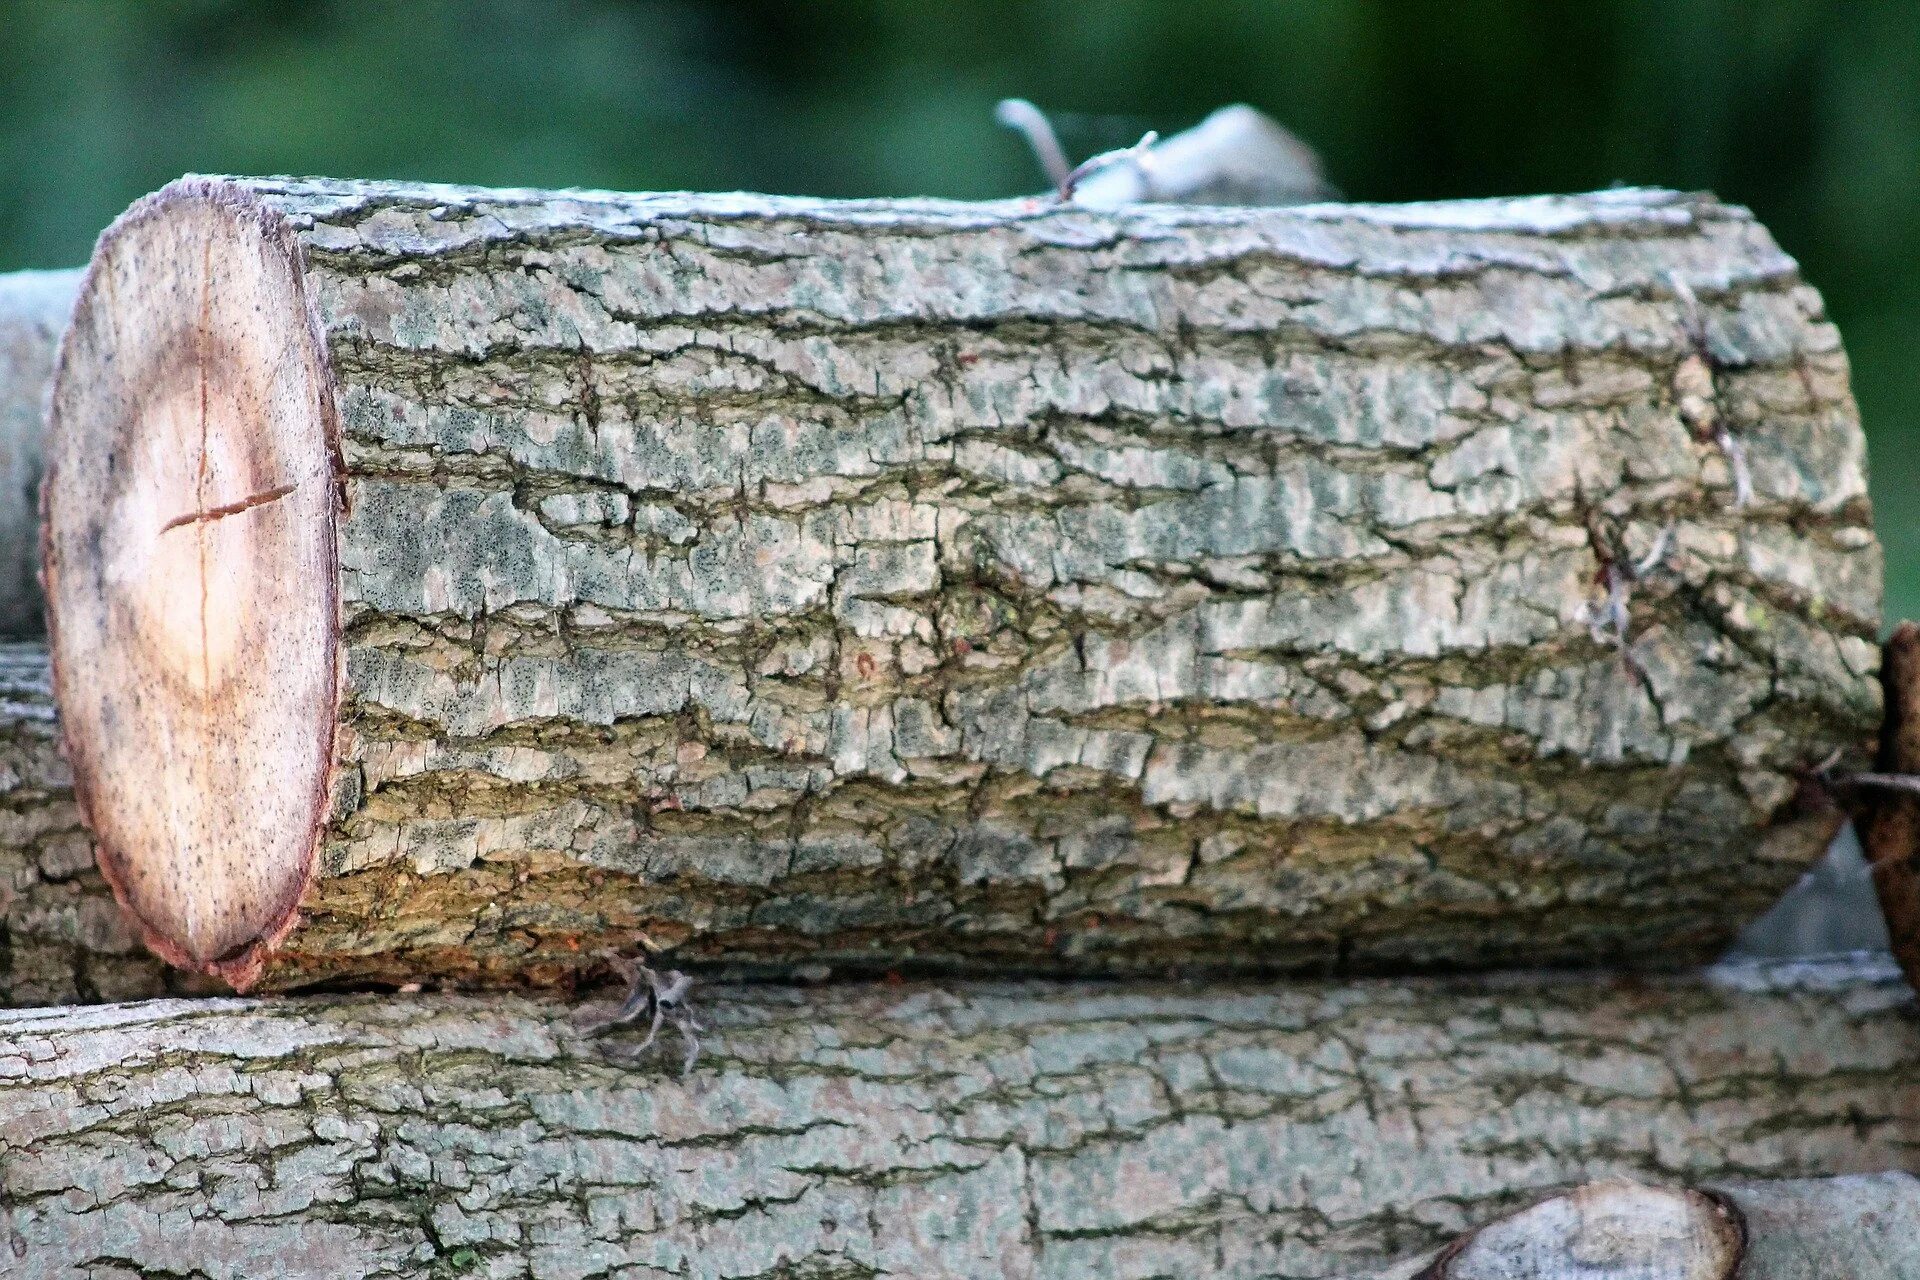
left=1378, top=1173, right=1920, bottom=1280
left=42, top=177, right=1881, bottom=990
left=0, top=269, right=78, bottom=638
left=0, top=643, right=170, bottom=1006
left=1860, top=622, right=1920, bottom=988
left=2, top=956, right=1915, bottom=1278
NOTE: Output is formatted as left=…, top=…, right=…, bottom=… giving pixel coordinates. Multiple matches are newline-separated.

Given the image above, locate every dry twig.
left=581, top=950, right=704, bottom=1076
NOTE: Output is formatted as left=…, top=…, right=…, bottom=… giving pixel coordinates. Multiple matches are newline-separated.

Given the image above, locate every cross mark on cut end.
left=159, top=481, right=298, bottom=534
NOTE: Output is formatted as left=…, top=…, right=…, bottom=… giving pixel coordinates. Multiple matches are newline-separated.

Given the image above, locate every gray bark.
left=1, top=956, right=1915, bottom=1279
left=45, top=178, right=1883, bottom=989
left=0, top=644, right=170, bottom=1005
left=0, top=270, right=77, bottom=638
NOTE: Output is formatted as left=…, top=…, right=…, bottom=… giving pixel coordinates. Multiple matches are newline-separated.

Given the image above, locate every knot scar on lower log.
left=159, top=482, right=297, bottom=534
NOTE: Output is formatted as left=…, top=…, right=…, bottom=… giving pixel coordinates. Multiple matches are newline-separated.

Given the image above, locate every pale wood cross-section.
left=43, top=185, right=343, bottom=980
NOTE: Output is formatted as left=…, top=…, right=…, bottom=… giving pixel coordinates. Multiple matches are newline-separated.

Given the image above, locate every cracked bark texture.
left=0, top=645, right=169, bottom=1005
left=1, top=957, right=1916, bottom=1279
left=0, top=270, right=76, bottom=638
left=46, top=177, right=1882, bottom=989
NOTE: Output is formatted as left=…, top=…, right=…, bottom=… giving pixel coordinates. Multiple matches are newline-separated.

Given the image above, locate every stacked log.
left=1860, top=622, right=1920, bottom=987
left=0, top=276, right=167, bottom=1003
left=0, top=269, right=76, bottom=638
left=0, top=643, right=169, bottom=1005
left=1, top=957, right=1915, bottom=1278
left=38, top=178, right=1881, bottom=991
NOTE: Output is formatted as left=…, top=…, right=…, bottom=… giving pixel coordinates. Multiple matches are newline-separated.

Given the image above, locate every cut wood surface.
left=1376, top=1173, right=1920, bottom=1280
left=1, top=956, right=1915, bottom=1279
left=43, top=177, right=1881, bottom=990
left=0, top=269, right=77, bottom=639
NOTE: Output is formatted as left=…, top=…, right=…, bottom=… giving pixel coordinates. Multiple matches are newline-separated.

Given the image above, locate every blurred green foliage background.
left=2, top=0, right=1916, bottom=616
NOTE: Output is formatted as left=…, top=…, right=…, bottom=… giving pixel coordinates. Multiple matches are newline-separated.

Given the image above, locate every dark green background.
left=3, top=0, right=1915, bottom=617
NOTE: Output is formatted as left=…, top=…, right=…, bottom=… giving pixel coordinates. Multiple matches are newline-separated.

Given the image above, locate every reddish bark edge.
left=1412, top=1182, right=1746, bottom=1279
left=1863, top=622, right=1920, bottom=994
left=40, top=174, right=347, bottom=993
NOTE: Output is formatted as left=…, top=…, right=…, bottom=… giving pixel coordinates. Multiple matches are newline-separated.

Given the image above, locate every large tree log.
left=0, top=643, right=170, bottom=1005
left=0, top=270, right=77, bottom=639
left=2, top=957, right=1915, bottom=1278
left=42, top=178, right=1880, bottom=990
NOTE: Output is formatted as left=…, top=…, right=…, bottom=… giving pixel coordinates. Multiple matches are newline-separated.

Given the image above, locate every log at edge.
left=1862, top=622, right=1920, bottom=989
left=0, top=269, right=77, bottom=639
left=3, top=956, right=1917, bottom=1279
left=0, top=643, right=170, bottom=1006
left=41, top=177, right=1883, bottom=991
left=1384, top=1173, right=1920, bottom=1280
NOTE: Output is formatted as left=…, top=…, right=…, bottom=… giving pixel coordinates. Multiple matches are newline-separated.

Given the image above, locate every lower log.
left=4, top=956, right=1916, bottom=1279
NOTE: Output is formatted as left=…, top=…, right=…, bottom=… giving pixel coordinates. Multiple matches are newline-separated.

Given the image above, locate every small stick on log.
left=2, top=957, right=1916, bottom=1277
left=0, top=269, right=79, bottom=638
left=42, top=179, right=1880, bottom=991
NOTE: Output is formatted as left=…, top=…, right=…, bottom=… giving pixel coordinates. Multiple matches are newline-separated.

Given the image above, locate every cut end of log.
left=1418, top=1181, right=1744, bottom=1280
left=41, top=177, right=343, bottom=986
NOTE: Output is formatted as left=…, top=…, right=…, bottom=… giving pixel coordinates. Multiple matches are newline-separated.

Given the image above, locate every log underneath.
left=0, top=270, right=77, bottom=639
left=0, top=644, right=169, bottom=1004
left=1860, top=622, right=1920, bottom=989
left=43, top=178, right=1881, bottom=989
left=2, top=957, right=1915, bottom=1278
